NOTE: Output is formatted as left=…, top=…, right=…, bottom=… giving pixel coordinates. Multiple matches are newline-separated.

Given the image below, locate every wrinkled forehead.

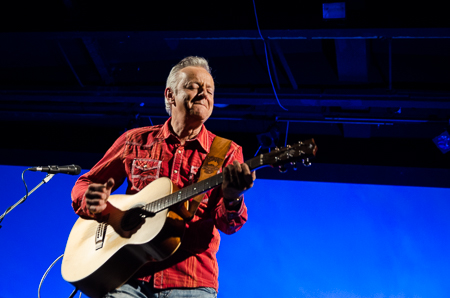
left=178, top=66, right=214, bottom=87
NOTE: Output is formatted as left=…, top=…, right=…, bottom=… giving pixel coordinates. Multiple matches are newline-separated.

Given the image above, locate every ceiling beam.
left=57, top=42, right=84, bottom=87
left=1, top=28, right=450, bottom=41
left=1, top=89, right=449, bottom=109
left=271, top=40, right=298, bottom=90
left=82, top=37, right=115, bottom=85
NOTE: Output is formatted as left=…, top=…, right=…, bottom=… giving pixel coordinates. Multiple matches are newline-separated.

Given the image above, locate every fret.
left=215, top=174, right=223, bottom=186
left=149, top=201, right=155, bottom=213
left=167, top=193, right=174, bottom=206
left=245, top=156, right=259, bottom=171
left=147, top=201, right=155, bottom=213
left=191, top=184, right=199, bottom=197
left=210, top=175, right=217, bottom=187
left=197, top=181, right=205, bottom=193
left=191, top=184, right=198, bottom=197
left=169, top=193, right=176, bottom=206
left=153, top=199, right=161, bottom=212
left=184, top=185, right=192, bottom=199
left=149, top=201, right=155, bottom=212
left=176, top=190, right=183, bottom=204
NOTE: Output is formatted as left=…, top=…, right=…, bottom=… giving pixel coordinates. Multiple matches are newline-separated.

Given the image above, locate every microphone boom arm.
left=0, top=173, right=55, bottom=229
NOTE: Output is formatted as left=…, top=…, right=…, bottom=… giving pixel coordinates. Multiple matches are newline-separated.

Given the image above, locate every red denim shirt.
left=71, top=119, right=248, bottom=292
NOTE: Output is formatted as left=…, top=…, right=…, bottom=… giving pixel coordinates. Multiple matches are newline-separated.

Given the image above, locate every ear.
left=165, top=87, right=176, bottom=106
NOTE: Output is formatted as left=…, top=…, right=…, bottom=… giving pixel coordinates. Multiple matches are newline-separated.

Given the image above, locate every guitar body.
left=61, top=177, right=186, bottom=298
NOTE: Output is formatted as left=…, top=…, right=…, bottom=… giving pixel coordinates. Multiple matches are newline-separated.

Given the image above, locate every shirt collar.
left=158, top=118, right=210, bottom=153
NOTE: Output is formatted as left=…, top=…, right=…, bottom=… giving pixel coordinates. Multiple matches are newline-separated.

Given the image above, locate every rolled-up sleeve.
left=71, top=132, right=128, bottom=220
left=211, top=144, right=248, bottom=235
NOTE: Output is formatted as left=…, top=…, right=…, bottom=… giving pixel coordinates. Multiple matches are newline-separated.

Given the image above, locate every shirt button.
left=174, top=170, right=178, bottom=174
left=178, top=150, right=182, bottom=154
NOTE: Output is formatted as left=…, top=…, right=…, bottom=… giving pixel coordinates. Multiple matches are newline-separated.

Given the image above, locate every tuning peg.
left=302, top=158, right=311, bottom=167
left=274, top=147, right=280, bottom=151
left=291, top=162, right=297, bottom=171
left=279, top=164, right=287, bottom=173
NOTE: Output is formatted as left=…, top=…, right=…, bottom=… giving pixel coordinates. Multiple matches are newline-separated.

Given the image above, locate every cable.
left=0, top=170, right=54, bottom=229
left=38, top=254, right=64, bottom=298
left=21, top=169, right=30, bottom=203
left=252, top=0, right=288, bottom=111
left=254, top=145, right=262, bottom=156
left=284, top=121, right=289, bottom=147
left=37, top=253, right=80, bottom=298
left=0, top=169, right=31, bottom=228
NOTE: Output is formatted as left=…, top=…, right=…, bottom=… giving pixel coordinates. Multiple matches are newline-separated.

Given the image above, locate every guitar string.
left=139, top=147, right=308, bottom=216
left=142, top=174, right=225, bottom=214
left=140, top=153, right=269, bottom=216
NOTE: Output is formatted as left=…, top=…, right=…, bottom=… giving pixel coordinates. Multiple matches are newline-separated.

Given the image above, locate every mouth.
left=192, top=99, right=208, bottom=108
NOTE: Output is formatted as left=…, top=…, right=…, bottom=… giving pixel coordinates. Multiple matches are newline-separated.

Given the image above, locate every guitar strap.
left=184, top=136, right=232, bottom=219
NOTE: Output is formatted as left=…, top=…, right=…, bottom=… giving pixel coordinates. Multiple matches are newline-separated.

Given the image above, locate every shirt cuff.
left=221, top=196, right=245, bottom=215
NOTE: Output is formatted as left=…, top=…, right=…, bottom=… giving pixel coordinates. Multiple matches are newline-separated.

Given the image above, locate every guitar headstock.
left=258, top=138, right=318, bottom=172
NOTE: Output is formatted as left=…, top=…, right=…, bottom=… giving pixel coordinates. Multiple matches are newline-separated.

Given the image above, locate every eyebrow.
left=185, top=80, right=214, bottom=89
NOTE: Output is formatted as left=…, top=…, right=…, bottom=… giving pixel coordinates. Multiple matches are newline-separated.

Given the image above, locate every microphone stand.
left=0, top=173, right=55, bottom=229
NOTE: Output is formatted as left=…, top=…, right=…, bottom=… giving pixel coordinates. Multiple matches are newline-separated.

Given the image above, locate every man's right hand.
left=84, top=178, right=115, bottom=214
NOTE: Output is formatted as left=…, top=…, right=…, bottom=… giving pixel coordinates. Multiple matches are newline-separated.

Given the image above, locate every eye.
left=186, top=83, right=198, bottom=90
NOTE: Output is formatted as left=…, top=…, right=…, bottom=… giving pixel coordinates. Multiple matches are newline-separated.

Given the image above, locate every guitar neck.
left=143, top=155, right=263, bottom=215
left=140, top=138, right=317, bottom=215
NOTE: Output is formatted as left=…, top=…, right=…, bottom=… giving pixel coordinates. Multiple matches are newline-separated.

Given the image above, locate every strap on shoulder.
left=183, top=136, right=232, bottom=218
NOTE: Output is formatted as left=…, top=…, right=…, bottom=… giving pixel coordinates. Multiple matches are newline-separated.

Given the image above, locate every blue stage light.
left=432, top=131, right=450, bottom=154
left=323, top=2, right=346, bottom=19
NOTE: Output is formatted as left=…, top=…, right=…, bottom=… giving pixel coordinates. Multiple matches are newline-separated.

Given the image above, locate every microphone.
left=29, top=164, right=82, bottom=175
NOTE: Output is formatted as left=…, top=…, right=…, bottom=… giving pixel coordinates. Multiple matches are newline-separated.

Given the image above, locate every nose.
left=198, top=86, right=209, bottom=98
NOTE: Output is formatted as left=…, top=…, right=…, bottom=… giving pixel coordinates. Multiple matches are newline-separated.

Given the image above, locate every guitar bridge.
left=95, top=220, right=108, bottom=250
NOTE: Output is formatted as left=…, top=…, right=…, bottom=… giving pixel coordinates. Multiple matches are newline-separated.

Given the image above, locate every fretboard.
left=142, top=154, right=265, bottom=214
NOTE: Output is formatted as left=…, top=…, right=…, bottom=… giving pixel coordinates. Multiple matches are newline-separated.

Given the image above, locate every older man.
left=71, top=56, right=256, bottom=298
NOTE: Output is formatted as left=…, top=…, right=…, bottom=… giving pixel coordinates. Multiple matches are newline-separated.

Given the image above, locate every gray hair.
left=165, top=56, right=212, bottom=115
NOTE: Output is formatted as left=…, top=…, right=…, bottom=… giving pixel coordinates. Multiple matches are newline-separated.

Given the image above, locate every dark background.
left=1, top=0, right=449, bottom=187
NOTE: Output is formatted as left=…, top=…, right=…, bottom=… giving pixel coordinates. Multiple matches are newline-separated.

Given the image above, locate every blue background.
left=1, top=165, right=449, bottom=298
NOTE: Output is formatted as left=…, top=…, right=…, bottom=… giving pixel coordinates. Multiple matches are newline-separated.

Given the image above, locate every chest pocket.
left=131, top=158, right=162, bottom=191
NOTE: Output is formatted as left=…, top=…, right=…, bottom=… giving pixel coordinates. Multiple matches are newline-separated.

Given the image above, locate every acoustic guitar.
left=61, top=139, right=317, bottom=298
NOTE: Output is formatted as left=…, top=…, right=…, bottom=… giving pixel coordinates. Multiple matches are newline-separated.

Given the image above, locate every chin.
left=190, top=112, right=211, bottom=123
left=191, top=107, right=212, bottom=118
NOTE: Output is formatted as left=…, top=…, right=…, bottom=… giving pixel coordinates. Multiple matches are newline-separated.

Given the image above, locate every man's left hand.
left=222, top=160, right=256, bottom=204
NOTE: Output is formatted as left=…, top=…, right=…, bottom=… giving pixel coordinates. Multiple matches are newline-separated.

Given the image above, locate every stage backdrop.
left=0, top=164, right=449, bottom=298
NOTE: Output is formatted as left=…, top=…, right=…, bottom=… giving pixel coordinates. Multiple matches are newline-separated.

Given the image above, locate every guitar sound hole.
left=121, top=208, right=145, bottom=231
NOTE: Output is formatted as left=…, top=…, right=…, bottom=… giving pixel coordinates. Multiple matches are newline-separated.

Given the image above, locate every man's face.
left=168, top=66, right=214, bottom=123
